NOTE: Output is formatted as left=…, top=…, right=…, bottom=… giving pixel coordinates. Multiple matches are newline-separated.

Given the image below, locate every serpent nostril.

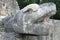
left=3, top=3, right=5, bottom=6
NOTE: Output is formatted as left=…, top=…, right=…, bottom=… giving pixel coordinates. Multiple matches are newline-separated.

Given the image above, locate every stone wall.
left=53, top=20, right=60, bottom=40
left=0, top=0, right=20, bottom=40
left=0, top=0, right=20, bottom=16
left=0, top=0, right=20, bottom=32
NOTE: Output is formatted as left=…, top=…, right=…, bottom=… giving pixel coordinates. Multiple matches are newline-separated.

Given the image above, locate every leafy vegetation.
left=17, top=0, right=37, bottom=9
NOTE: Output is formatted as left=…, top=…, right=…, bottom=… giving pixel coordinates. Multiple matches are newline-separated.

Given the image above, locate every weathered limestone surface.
left=21, top=3, right=56, bottom=22
left=2, top=3, right=56, bottom=35
left=53, top=20, right=60, bottom=40
left=2, top=3, right=56, bottom=40
left=0, top=0, right=20, bottom=40
left=0, top=19, right=60, bottom=40
left=0, top=0, right=59, bottom=40
left=0, top=32, right=16, bottom=40
left=0, top=0, right=20, bottom=31
left=0, top=0, right=20, bottom=16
